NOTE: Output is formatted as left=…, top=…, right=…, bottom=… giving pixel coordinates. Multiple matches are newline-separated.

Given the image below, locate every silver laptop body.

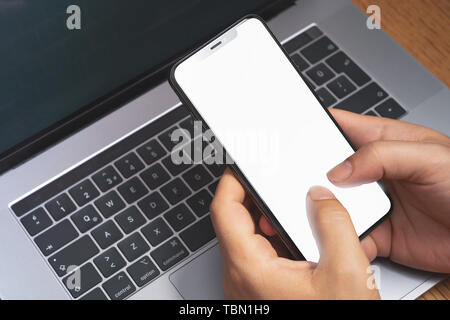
left=0, top=0, right=448, bottom=299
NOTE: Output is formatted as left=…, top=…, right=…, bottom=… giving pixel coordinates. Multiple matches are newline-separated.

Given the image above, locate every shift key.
left=49, top=236, right=99, bottom=277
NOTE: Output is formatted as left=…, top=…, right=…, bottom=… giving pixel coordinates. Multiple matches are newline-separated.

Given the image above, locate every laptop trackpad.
left=169, top=244, right=226, bottom=299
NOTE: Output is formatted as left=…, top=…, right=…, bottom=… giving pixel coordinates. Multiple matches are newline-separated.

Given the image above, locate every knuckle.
left=315, top=203, right=349, bottom=224
left=419, top=129, right=450, bottom=146
left=362, top=141, right=384, bottom=159
left=209, top=198, right=222, bottom=215
left=432, top=143, right=450, bottom=156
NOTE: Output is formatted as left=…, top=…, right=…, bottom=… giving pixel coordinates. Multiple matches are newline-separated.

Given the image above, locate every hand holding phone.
left=170, top=16, right=392, bottom=262
left=210, top=170, right=381, bottom=299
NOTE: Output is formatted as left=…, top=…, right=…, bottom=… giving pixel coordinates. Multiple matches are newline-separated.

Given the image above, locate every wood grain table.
left=351, top=0, right=449, bottom=300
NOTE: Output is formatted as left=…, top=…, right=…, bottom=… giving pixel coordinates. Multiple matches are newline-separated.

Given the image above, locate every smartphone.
left=169, top=16, right=392, bottom=262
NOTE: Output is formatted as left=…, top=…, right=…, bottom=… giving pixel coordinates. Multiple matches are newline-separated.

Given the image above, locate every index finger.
left=330, top=109, right=449, bottom=148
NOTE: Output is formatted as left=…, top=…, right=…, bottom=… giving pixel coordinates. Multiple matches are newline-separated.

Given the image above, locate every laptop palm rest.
left=169, top=244, right=226, bottom=299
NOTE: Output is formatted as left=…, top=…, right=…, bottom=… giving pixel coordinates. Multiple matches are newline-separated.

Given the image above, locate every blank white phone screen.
left=174, top=18, right=391, bottom=262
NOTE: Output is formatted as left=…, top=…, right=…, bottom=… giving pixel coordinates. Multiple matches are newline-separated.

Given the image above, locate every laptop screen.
left=0, top=0, right=287, bottom=168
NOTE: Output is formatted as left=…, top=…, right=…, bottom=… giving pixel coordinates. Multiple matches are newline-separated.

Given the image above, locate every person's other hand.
left=262, top=110, right=450, bottom=273
left=210, top=170, right=380, bottom=299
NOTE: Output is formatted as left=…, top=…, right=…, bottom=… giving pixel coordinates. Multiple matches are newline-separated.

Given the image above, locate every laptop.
left=0, top=0, right=448, bottom=300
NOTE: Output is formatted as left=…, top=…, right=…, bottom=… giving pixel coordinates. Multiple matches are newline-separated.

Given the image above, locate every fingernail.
left=308, top=186, right=335, bottom=200
left=327, top=160, right=353, bottom=183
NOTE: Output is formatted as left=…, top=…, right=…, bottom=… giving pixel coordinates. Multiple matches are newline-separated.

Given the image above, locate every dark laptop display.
left=0, top=0, right=289, bottom=173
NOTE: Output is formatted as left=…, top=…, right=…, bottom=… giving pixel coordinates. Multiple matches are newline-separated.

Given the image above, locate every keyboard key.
left=151, top=237, right=189, bottom=271
left=160, top=178, right=192, bottom=205
left=136, top=139, right=166, bottom=165
left=375, top=98, right=406, bottom=119
left=138, top=192, right=169, bottom=220
left=35, top=219, right=78, bottom=256
left=114, top=152, right=145, bottom=179
left=115, top=206, right=146, bottom=234
left=327, top=75, right=356, bottom=99
left=306, top=63, right=334, bottom=86
left=203, top=144, right=223, bottom=163
left=204, top=162, right=226, bottom=177
left=49, top=236, right=99, bottom=277
left=91, top=220, right=123, bottom=249
left=117, top=177, right=148, bottom=204
left=190, top=137, right=213, bottom=164
left=80, top=288, right=108, bottom=300
left=283, top=26, right=322, bottom=53
left=182, top=165, right=213, bottom=191
left=158, top=126, right=186, bottom=151
left=316, top=87, right=337, bottom=108
left=94, top=190, right=125, bottom=218
left=301, top=36, right=338, bottom=64
left=164, top=204, right=196, bottom=231
left=102, top=272, right=136, bottom=300
left=71, top=205, right=103, bottom=233
left=92, top=166, right=122, bottom=192
left=45, top=193, right=76, bottom=221
left=140, top=163, right=170, bottom=190
left=94, top=247, right=126, bottom=278
left=126, top=256, right=160, bottom=287
left=364, top=110, right=378, bottom=116
left=180, top=216, right=216, bottom=252
left=334, top=82, right=388, bottom=114
left=179, top=116, right=202, bottom=138
left=118, top=232, right=150, bottom=262
left=186, top=189, right=213, bottom=217
left=290, top=53, right=309, bottom=71
left=189, top=138, right=213, bottom=164
left=21, top=207, right=52, bottom=236
left=208, top=181, right=219, bottom=195
left=63, top=263, right=102, bottom=299
left=69, top=179, right=100, bottom=207
left=141, top=217, right=173, bottom=246
left=162, top=154, right=192, bottom=176
left=326, top=51, right=370, bottom=86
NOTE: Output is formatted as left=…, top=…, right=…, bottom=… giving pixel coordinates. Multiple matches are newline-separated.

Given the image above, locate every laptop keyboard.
left=10, top=25, right=406, bottom=300
left=11, top=107, right=223, bottom=300
left=285, top=26, right=407, bottom=118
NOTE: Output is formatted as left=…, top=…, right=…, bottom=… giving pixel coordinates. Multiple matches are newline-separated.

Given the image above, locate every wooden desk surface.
left=351, top=0, right=449, bottom=300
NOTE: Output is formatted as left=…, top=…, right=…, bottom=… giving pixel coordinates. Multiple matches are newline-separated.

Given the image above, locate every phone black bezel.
left=169, top=15, right=393, bottom=261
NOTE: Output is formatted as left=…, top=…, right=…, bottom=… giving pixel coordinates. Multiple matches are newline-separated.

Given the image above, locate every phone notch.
left=195, top=28, right=238, bottom=61
left=210, top=41, right=222, bottom=51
